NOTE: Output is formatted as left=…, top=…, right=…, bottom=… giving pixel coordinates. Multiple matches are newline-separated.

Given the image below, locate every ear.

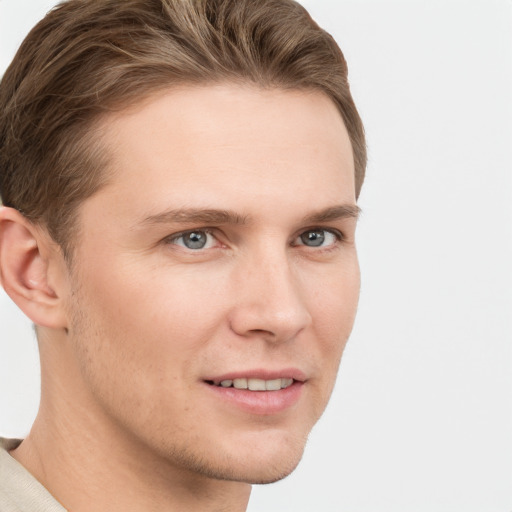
left=0, top=206, right=68, bottom=329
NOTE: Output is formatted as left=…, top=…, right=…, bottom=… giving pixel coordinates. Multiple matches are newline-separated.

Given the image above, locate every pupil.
left=301, top=230, right=324, bottom=247
left=184, top=231, right=207, bottom=249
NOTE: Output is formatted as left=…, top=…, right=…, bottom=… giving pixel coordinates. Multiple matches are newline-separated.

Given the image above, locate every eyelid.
left=162, top=226, right=345, bottom=251
left=298, top=227, right=344, bottom=239
left=293, top=227, right=344, bottom=247
left=165, top=228, right=219, bottom=249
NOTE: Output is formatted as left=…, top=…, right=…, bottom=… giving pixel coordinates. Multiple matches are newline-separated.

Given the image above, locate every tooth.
left=266, top=379, right=282, bottom=391
left=281, top=378, right=293, bottom=388
left=233, top=378, right=248, bottom=389
left=220, top=380, right=233, bottom=387
left=248, top=378, right=266, bottom=391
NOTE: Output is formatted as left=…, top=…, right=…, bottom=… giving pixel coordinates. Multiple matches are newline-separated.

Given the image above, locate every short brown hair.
left=0, top=0, right=366, bottom=257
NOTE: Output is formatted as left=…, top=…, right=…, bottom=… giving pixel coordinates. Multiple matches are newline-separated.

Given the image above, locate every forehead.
left=84, top=84, right=355, bottom=224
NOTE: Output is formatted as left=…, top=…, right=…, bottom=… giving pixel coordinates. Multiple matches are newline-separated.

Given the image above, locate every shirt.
left=0, top=437, right=66, bottom=512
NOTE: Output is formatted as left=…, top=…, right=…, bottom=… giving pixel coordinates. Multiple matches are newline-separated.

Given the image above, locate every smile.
left=207, top=377, right=294, bottom=391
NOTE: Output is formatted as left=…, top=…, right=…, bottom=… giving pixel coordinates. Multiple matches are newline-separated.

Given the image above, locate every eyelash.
left=166, top=229, right=218, bottom=250
left=165, top=227, right=345, bottom=251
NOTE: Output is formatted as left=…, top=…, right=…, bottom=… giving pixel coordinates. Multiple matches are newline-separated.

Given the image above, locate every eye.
left=295, top=229, right=340, bottom=248
left=168, top=230, right=217, bottom=250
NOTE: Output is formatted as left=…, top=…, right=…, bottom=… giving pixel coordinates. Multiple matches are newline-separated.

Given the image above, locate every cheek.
left=73, top=261, right=230, bottom=371
left=311, top=256, right=360, bottom=333
left=66, top=268, right=217, bottom=434
left=307, top=259, right=360, bottom=390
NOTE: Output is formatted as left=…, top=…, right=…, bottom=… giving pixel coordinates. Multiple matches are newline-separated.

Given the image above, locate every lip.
left=203, top=368, right=306, bottom=415
left=205, top=368, right=307, bottom=384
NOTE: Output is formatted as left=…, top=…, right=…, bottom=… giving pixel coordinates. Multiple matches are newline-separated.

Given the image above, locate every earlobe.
left=0, top=206, right=68, bottom=329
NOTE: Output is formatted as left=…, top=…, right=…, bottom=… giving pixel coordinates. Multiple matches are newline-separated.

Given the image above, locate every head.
left=0, top=0, right=366, bottom=486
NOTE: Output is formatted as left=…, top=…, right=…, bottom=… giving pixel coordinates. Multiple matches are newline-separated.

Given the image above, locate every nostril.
left=249, top=328, right=274, bottom=336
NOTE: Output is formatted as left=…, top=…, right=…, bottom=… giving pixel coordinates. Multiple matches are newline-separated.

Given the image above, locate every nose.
left=228, top=250, right=312, bottom=343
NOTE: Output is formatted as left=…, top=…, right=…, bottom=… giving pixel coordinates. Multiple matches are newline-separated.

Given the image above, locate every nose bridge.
left=229, top=243, right=312, bottom=342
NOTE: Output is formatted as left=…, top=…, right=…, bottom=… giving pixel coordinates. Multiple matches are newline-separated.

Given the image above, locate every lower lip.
left=205, top=381, right=304, bottom=415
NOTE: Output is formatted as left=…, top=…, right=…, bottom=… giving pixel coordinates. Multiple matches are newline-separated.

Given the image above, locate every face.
left=63, top=84, right=360, bottom=484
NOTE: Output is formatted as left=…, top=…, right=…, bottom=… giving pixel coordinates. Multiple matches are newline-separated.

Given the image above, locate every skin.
left=0, top=84, right=360, bottom=512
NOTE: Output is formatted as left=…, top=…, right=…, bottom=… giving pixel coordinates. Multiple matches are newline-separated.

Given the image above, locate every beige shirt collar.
left=0, top=437, right=67, bottom=512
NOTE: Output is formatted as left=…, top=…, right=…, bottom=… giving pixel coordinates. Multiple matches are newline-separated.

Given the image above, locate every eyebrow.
left=139, top=208, right=249, bottom=227
left=138, top=204, right=360, bottom=228
left=302, top=204, right=361, bottom=224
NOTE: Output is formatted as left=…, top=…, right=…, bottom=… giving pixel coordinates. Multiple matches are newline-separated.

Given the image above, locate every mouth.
left=203, top=370, right=305, bottom=414
left=205, top=377, right=295, bottom=391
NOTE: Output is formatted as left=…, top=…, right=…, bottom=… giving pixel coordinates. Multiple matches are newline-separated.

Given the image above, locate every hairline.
left=55, top=80, right=359, bottom=263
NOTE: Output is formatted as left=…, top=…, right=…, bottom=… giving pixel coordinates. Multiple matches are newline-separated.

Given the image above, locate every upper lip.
left=204, top=368, right=307, bottom=385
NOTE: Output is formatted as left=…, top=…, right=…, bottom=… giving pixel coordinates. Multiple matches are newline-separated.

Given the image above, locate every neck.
left=11, top=334, right=251, bottom=512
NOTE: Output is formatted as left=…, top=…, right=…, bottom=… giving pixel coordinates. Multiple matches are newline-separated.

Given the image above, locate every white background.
left=1, top=1, right=511, bottom=511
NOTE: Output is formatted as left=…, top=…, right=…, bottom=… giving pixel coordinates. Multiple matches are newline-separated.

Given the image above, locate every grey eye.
left=167, top=229, right=218, bottom=250
left=300, top=230, right=325, bottom=247
left=181, top=231, right=209, bottom=249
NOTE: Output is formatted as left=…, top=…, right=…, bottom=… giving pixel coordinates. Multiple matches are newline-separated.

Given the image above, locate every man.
left=0, top=0, right=366, bottom=510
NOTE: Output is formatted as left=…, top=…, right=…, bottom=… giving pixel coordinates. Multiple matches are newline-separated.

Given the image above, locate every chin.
left=198, top=449, right=305, bottom=485
left=236, top=455, right=304, bottom=485
left=196, top=430, right=308, bottom=484
left=158, top=427, right=309, bottom=485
